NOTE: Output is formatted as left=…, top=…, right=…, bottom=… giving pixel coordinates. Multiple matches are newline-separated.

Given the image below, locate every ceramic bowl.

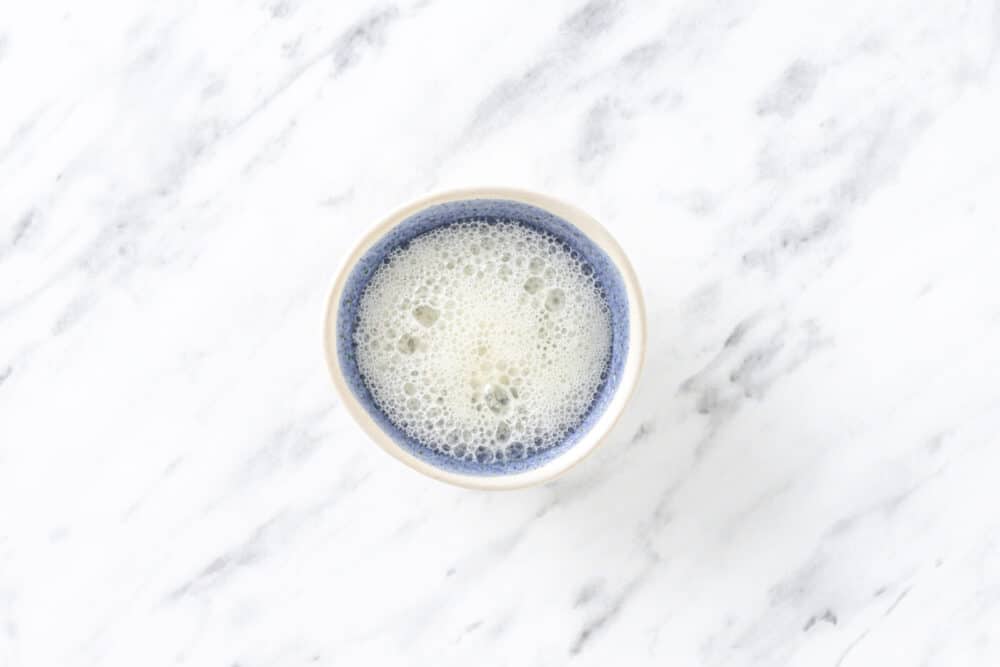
left=323, top=187, right=645, bottom=489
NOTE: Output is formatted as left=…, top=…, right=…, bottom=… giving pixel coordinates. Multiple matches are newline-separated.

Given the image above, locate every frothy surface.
left=353, top=221, right=612, bottom=465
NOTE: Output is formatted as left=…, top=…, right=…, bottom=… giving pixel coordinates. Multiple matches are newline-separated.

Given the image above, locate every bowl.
left=323, top=187, right=645, bottom=489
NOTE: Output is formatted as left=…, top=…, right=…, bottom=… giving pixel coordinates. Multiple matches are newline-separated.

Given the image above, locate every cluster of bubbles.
left=353, top=220, right=612, bottom=465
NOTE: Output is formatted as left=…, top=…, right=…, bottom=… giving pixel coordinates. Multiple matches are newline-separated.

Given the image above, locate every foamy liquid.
left=353, top=221, right=612, bottom=464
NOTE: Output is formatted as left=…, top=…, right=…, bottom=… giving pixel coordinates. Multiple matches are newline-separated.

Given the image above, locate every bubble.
left=484, top=384, right=511, bottom=415
left=495, top=421, right=511, bottom=443
left=524, top=277, right=544, bottom=294
left=397, top=334, right=419, bottom=354
left=413, top=305, right=439, bottom=327
left=545, top=288, right=565, bottom=312
left=506, top=442, right=525, bottom=458
left=529, top=257, right=544, bottom=274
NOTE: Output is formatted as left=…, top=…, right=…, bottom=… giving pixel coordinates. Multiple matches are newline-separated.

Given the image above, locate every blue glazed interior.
left=336, top=198, right=630, bottom=476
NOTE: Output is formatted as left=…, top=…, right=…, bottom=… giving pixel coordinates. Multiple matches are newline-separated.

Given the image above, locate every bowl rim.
left=322, top=187, right=646, bottom=490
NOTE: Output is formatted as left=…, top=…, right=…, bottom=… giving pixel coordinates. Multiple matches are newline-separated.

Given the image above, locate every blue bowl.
left=325, top=190, right=643, bottom=488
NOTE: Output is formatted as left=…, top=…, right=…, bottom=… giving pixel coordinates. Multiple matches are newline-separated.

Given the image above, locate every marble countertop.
left=3, top=1, right=1000, bottom=665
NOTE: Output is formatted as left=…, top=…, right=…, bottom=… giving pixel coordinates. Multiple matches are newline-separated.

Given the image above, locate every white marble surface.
left=3, top=0, right=1000, bottom=664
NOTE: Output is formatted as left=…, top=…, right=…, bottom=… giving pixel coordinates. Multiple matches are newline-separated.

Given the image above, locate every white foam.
left=353, top=221, right=612, bottom=464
